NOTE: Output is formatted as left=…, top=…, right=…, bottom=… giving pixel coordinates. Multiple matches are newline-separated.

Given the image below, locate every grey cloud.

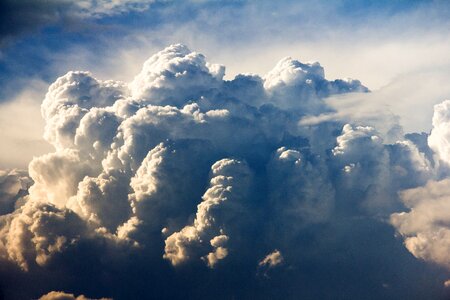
left=0, top=0, right=69, bottom=47
left=267, top=146, right=334, bottom=232
left=0, top=0, right=155, bottom=47
left=0, top=169, right=32, bottom=215
left=163, top=159, right=253, bottom=267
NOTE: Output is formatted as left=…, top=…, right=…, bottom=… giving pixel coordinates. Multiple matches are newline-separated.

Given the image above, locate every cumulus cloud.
left=264, top=57, right=367, bottom=113
left=39, top=290, right=111, bottom=300
left=390, top=100, right=450, bottom=274
left=267, top=146, right=334, bottom=233
left=0, top=44, right=449, bottom=299
left=1, top=200, right=88, bottom=271
left=258, top=249, right=284, bottom=268
left=163, top=159, right=252, bottom=267
left=129, top=44, right=225, bottom=106
left=391, top=178, right=450, bottom=270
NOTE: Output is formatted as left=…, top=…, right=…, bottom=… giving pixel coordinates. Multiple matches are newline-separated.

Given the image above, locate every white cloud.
left=129, top=44, right=225, bottom=106
left=428, top=100, right=450, bottom=167
left=42, top=71, right=127, bottom=151
left=262, top=57, right=367, bottom=113
left=258, top=249, right=284, bottom=268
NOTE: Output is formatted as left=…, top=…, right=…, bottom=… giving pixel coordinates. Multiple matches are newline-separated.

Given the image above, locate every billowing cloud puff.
left=0, top=44, right=449, bottom=299
left=129, top=44, right=225, bottom=106
left=391, top=179, right=450, bottom=270
left=0, top=200, right=88, bottom=271
left=163, top=159, right=252, bottom=267
left=264, top=57, right=367, bottom=113
left=331, top=124, right=432, bottom=214
left=259, top=249, right=284, bottom=268
left=41, top=71, right=126, bottom=151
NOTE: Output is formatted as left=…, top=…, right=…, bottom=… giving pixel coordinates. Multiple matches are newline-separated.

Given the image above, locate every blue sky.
left=1, top=0, right=448, bottom=99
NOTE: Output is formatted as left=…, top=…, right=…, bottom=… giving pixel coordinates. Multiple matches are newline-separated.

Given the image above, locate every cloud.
left=0, top=44, right=449, bottom=299
left=389, top=100, right=450, bottom=272
left=258, top=249, right=284, bottom=268
left=74, top=0, right=155, bottom=17
left=0, top=169, right=32, bottom=215
left=163, top=159, right=252, bottom=267
left=129, top=44, right=225, bottom=106
left=428, top=100, right=450, bottom=167
left=0, top=0, right=155, bottom=47
left=263, top=57, right=367, bottom=113
left=300, top=69, right=450, bottom=139
left=391, top=178, right=450, bottom=270
left=1, top=200, right=89, bottom=271
left=445, top=280, right=450, bottom=288
left=39, top=290, right=111, bottom=300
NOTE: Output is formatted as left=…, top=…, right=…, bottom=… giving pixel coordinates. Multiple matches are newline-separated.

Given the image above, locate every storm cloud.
left=0, top=44, right=449, bottom=299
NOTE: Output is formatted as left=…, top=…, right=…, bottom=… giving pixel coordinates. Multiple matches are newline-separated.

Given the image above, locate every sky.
left=0, top=1, right=450, bottom=299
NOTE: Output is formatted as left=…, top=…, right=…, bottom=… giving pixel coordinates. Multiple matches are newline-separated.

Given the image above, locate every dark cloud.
left=0, top=0, right=155, bottom=47
left=0, top=0, right=69, bottom=47
left=0, top=169, right=32, bottom=215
